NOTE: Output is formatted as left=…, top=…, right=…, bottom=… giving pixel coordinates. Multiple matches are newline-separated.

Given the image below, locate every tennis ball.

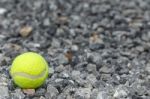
left=10, top=52, right=49, bottom=89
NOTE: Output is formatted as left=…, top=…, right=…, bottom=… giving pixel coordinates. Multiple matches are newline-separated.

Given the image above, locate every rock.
left=58, top=54, right=69, bottom=65
left=56, top=28, right=65, bottom=36
left=19, top=26, right=33, bottom=37
left=71, top=45, right=79, bottom=52
left=89, top=33, right=104, bottom=50
left=57, top=94, right=66, bottom=99
left=0, top=35, right=6, bottom=42
left=135, top=46, right=144, bottom=52
left=55, top=78, right=64, bottom=83
left=0, top=85, right=9, bottom=99
left=39, top=96, right=46, bottom=99
left=86, top=74, right=97, bottom=86
left=57, top=16, right=68, bottom=25
left=0, top=54, right=6, bottom=66
left=75, top=62, right=88, bottom=69
left=24, top=42, right=40, bottom=48
left=43, top=18, right=50, bottom=26
left=55, top=65, right=65, bottom=73
left=58, top=86, right=75, bottom=99
left=96, top=91, right=110, bottom=99
left=0, top=74, right=8, bottom=86
left=91, top=89, right=99, bottom=99
left=51, top=38, right=61, bottom=48
left=45, top=84, right=59, bottom=99
left=113, top=85, right=129, bottom=98
left=71, top=70, right=80, bottom=79
left=33, top=1, right=42, bottom=8
left=8, top=80, right=15, bottom=91
left=71, top=70, right=87, bottom=86
left=89, top=43, right=105, bottom=51
left=100, top=74, right=111, bottom=81
left=66, top=94, right=73, bottom=99
left=70, top=29, right=76, bottom=37
left=129, top=20, right=143, bottom=28
left=130, top=81, right=147, bottom=96
left=36, top=88, right=46, bottom=96
left=49, top=67, right=54, bottom=75
left=0, top=8, right=7, bottom=15
left=99, top=66, right=113, bottom=73
left=22, top=89, right=35, bottom=96
left=146, top=63, right=150, bottom=74
left=75, top=88, right=91, bottom=99
left=87, top=63, right=97, bottom=73
left=32, top=97, right=42, bottom=99
left=60, top=71, right=69, bottom=78
left=11, top=89, right=25, bottom=99
left=87, top=52, right=102, bottom=65
left=68, top=80, right=75, bottom=85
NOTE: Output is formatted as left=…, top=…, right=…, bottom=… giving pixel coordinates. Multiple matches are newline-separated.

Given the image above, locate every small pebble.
left=58, top=54, right=69, bottom=65
left=71, top=45, right=79, bottom=51
left=22, top=89, right=35, bottom=96
left=113, top=85, right=129, bottom=98
left=75, top=88, right=91, bottom=99
left=45, top=84, right=59, bottom=99
left=0, top=85, right=9, bottom=99
left=0, top=8, right=7, bottom=15
left=19, top=26, right=33, bottom=37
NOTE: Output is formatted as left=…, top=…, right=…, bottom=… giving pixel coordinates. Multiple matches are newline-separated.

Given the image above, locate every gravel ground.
left=0, top=0, right=150, bottom=99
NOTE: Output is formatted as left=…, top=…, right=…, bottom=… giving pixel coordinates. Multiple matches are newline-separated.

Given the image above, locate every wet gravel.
left=0, top=0, right=150, bottom=99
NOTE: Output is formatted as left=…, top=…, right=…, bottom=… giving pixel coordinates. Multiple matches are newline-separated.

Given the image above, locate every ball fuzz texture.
left=10, top=52, right=49, bottom=89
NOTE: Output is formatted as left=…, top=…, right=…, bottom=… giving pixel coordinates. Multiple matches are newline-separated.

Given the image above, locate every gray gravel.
left=0, top=0, right=150, bottom=99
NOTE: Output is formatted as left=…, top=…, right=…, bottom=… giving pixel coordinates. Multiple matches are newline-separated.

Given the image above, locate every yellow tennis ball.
left=10, top=52, right=49, bottom=89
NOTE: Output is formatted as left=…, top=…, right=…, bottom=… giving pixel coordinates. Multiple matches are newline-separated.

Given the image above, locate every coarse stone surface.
left=0, top=0, right=149, bottom=98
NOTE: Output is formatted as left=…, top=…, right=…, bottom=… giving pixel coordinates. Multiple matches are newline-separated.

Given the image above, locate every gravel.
left=0, top=0, right=150, bottom=99
left=0, top=85, right=9, bottom=99
left=45, top=84, right=59, bottom=99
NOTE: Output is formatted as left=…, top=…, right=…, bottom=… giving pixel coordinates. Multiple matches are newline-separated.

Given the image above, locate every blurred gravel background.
left=0, top=0, right=150, bottom=99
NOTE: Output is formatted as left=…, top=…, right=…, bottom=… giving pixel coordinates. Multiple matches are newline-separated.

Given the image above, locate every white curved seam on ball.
left=11, top=68, right=47, bottom=79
